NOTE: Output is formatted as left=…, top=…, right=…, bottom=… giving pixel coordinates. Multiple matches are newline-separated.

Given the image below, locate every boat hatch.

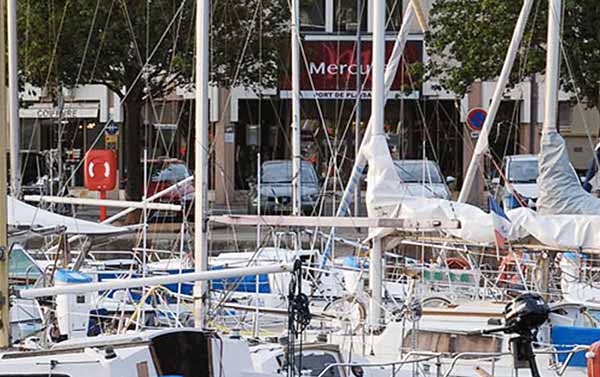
left=291, top=350, right=344, bottom=377
left=150, top=330, right=211, bottom=377
left=402, top=329, right=502, bottom=355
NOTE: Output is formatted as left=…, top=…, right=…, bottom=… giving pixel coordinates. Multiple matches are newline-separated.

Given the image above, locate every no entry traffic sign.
left=466, top=108, right=487, bottom=131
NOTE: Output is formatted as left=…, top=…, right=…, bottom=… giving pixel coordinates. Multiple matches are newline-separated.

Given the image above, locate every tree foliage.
left=212, top=0, right=289, bottom=88
left=18, top=0, right=289, bottom=200
left=425, top=0, right=600, bottom=109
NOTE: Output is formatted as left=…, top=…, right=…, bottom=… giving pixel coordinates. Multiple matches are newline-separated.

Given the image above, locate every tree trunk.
left=124, top=83, right=144, bottom=202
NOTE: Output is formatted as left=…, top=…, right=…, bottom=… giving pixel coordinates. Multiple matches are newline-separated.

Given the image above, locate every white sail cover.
left=364, top=134, right=501, bottom=243
left=537, top=130, right=600, bottom=215
left=7, top=196, right=129, bottom=235
left=508, top=207, right=600, bottom=249
left=364, top=132, right=600, bottom=251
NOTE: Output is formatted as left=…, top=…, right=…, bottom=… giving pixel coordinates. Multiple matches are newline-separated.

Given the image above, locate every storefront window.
left=334, top=0, right=367, bottom=32
left=301, top=0, right=326, bottom=31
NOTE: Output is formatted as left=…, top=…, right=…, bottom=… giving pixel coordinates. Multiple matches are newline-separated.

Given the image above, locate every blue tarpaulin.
left=551, top=325, right=600, bottom=367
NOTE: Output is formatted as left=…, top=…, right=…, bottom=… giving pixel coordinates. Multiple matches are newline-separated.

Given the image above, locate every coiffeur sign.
left=280, top=40, right=422, bottom=99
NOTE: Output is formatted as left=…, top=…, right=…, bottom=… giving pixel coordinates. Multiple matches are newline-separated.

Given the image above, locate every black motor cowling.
left=503, top=292, right=550, bottom=336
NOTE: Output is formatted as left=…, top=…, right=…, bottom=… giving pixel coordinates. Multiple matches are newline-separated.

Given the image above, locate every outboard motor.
left=504, top=293, right=549, bottom=334
left=470, top=293, right=549, bottom=377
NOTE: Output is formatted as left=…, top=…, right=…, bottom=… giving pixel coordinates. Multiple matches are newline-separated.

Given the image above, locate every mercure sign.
left=280, top=40, right=422, bottom=99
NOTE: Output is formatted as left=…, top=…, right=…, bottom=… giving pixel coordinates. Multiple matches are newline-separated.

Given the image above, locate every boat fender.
left=104, top=346, right=117, bottom=360
left=587, top=341, right=600, bottom=377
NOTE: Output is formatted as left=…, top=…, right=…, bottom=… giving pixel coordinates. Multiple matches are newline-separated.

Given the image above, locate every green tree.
left=19, top=0, right=288, bottom=201
left=426, top=0, right=600, bottom=111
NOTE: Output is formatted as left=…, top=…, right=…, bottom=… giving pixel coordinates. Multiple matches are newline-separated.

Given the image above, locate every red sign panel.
left=280, top=40, right=422, bottom=97
left=84, top=149, right=117, bottom=191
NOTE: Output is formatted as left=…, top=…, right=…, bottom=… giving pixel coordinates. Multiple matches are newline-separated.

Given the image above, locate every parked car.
left=247, top=160, right=321, bottom=215
left=494, top=154, right=539, bottom=210
left=147, top=158, right=195, bottom=218
left=393, top=159, right=454, bottom=200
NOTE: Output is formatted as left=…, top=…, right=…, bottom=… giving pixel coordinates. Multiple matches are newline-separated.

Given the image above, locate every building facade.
left=15, top=0, right=599, bottom=204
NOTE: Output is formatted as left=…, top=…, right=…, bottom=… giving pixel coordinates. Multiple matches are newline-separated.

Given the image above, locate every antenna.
left=0, top=0, right=10, bottom=348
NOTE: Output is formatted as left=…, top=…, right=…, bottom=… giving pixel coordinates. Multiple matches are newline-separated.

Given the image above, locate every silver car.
left=393, top=160, right=453, bottom=200
left=247, top=160, right=321, bottom=214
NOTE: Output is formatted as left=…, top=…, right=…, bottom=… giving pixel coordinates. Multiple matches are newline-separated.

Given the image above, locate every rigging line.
left=209, top=225, right=292, bottom=315
left=386, top=0, right=402, bottom=31
left=506, top=1, right=540, bottom=157
left=219, top=173, right=241, bottom=253
left=121, top=0, right=189, bottom=123
left=214, top=0, right=262, bottom=125
left=285, top=0, right=346, bottom=192
left=42, top=0, right=72, bottom=89
left=556, top=14, right=600, bottom=172
left=24, top=0, right=30, bottom=70
left=55, top=2, right=190, bottom=194
left=90, top=0, right=116, bottom=81
left=120, top=0, right=160, bottom=123
left=328, top=52, right=372, bottom=183
left=263, top=95, right=292, bottom=153
left=118, top=0, right=145, bottom=68
left=119, top=0, right=188, bottom=104
left=296, top=37, right=347, bottom=196
left=402, top=57, right=439, bottom=164
left=162, top=99, right=189, bottom=158
left=157, top=1, right=186, bottom=123
left=329, top=9, right=370, bottom=150
left=449, top=1, right=542, bottom=182
left=317, top=7, right=400, bottom=190
left=74, top=0, right=101, bottom=85
left=189, top=0, right=265, bottom=175
left=484, top=1, right=540, bottom=174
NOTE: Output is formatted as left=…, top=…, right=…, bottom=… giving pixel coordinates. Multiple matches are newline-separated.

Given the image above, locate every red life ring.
left=587, top=341, right=600, bottom=377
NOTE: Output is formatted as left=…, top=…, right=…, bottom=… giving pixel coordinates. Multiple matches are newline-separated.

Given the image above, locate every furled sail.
left=536, top=130, right=600, bottom=214
left=363, top=133, right=504, bottom=244
left=363, top=130, right=600, bottom=251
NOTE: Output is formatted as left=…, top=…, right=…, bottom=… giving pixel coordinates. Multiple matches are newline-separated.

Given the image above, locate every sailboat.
left=0, top=3, right=314, bottom=377
left=292, top=0, right=600, bottom=375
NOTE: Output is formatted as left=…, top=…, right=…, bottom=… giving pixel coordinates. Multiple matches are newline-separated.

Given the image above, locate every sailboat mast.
left=194, top=0, right=210, bottom=328
left=368, top=0, right=385, bottom=330
left=354, top=0, right=361, bottom=216
left=536, top=1, right=561, bottom=293
left=457, top=0, right=534, bottom=203
left=370, top=0, right=384, bottom=137
left=543, top=0, right=561, bottom=133
left=320, top=1, right=418, bottom=269
left=0, top=0, right=9, bottom=347
left=291, top=0, right=302, bottom=217
left=7, top=0, right=19, bottom=197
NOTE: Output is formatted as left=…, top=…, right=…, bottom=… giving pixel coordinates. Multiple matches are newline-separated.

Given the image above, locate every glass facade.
left=334, top=0, right=367, bottom=32
left=300, top=0, right=326, bottom=31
